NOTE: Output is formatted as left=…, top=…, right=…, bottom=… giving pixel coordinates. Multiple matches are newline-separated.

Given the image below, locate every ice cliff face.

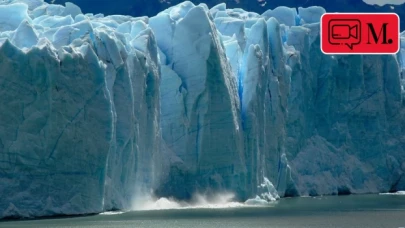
left=287, top=30, right=405, bottom=196
left=154, top=1, right=405, bottom=199
left=0, top=0, right=160, bottom=218
left=0, top=0, right=404, bottom=219
left=151, top=2, right=247, bottom=199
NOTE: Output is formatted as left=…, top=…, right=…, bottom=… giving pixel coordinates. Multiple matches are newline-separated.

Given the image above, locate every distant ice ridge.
left=362, top=0, right=405, bottom=6
left=0, top=0, right=404, bottom=219
left=0, top=0, right=160, bottom=218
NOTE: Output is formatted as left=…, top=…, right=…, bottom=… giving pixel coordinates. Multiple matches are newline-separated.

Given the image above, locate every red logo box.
left=320, top=13, right=400, bottom=55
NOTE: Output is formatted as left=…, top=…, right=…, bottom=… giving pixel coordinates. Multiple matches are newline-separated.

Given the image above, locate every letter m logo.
left=366, top=23, right=392, bottom=44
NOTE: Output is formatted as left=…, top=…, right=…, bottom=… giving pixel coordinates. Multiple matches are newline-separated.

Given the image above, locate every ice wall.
left=0, top=0, right=160, bottom=218
left=150, top=2, right=247, bottom=199
left=286, top=29, right=404, bottom=196
left=151, top=2, right=405, bottom=199
left=400, top=32, right=405, bottom=100
left=0, top=0, right=404, bottom=219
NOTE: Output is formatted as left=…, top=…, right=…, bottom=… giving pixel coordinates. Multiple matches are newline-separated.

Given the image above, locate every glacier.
left=0, top=0, right=404, bottom=219
left=0, top=0, right=161, bottom=217
left=49, top=0, right=405, bottom=31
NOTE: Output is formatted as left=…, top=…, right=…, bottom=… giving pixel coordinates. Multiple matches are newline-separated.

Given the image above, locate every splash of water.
left=130, top=177, right=281, bottom=211
left=131, top=189, right=279, bottom=211
left=259, top=177, right=280, bottom=201
left=132, top=192, right=248, bottom=210
left=380, top=191, right=405, bottom=195
left=100, top=211, right=126, bottom=215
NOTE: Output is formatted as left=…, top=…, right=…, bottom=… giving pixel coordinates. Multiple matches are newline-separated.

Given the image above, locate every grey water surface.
left=2, top=194, right=405, bottom=228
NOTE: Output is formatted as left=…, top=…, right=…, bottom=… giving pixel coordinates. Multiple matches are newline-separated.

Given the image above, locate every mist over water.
left=380, top=191, right=405, bottom=195
left=131, top=192, right=275, bottom=211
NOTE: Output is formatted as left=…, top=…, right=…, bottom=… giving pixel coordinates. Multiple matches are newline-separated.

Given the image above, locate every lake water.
left=2, top=194, right=405, bottom=228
